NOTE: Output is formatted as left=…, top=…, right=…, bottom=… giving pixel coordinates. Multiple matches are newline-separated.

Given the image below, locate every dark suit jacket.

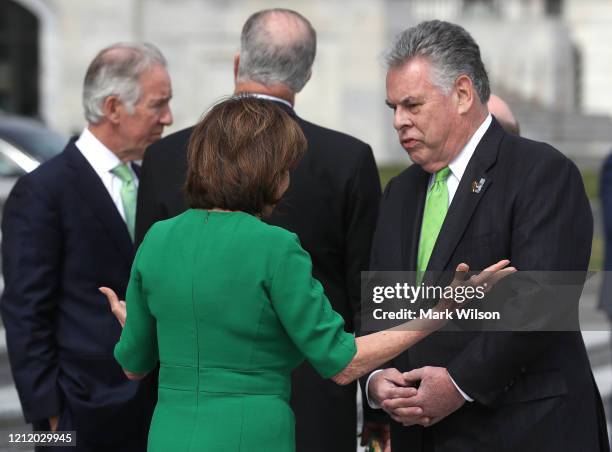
left=135, top=101, right=381, bottom=452
left=599, top=151, right=612, bottom=314
left=368, top=119, right=608, bottom=451
left=1, top=141, right=154, bottom=451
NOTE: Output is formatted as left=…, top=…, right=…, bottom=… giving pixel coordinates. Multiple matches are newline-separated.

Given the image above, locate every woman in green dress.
left=101, top=97, right=513, bottom=451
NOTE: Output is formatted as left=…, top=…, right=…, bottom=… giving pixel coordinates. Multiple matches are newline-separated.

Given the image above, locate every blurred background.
left=1, top=0, right=612, bottom=449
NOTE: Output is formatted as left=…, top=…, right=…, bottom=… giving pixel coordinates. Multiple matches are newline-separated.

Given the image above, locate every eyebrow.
left=385, top=96, right=420, bottom=108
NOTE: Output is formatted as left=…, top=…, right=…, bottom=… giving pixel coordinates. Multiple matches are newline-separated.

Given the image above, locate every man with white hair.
left=1, top=42, right=172, bottom=451
left=135, top=8, right=381, bottom=452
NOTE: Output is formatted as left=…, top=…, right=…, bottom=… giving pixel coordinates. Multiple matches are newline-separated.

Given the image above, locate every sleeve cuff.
left=365, top=369, right=384, bottom=409
left=448, top=372, right=474, bottom=402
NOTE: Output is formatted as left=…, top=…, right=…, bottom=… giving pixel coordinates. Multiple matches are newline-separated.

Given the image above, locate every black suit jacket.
left=1, top=141, right=153, bottom=451
left=135, top=102, right=382, bottom=452
left=368, top=119, right=608, bottom=451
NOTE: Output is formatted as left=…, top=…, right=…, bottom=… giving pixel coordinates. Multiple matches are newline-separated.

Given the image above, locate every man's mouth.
left=401, top=138, right=420, bottom=149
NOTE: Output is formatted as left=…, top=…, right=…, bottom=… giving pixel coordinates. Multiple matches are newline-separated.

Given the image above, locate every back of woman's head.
left=185, top=96, right=307, bottom=215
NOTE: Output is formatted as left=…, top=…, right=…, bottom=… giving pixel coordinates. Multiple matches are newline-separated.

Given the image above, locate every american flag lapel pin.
left=472, top=178, right=485, bottom=194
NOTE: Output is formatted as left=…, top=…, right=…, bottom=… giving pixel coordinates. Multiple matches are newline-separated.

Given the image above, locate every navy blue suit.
left=1, top=140, right=154, bottom=451
left=600, top=152, right=612, bottom=315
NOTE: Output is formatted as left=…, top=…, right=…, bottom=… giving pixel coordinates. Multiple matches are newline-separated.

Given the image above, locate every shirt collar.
left=248, top=93, right=294, bottom=109
left=75, top=128, right=122, bottom=174
left=447, top=113, right=492, bottom=181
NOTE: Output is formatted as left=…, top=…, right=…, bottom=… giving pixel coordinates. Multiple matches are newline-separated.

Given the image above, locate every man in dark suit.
left=1, top=42, right=173, bottom=451
left=135, top=9, right=381, bottom=452
left=365, top=20, right=608, bottom=451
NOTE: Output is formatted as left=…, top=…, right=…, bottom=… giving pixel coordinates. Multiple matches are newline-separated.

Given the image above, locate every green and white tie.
left=111, top=163, right=137, bottom=241
left=416, top=167, right=451, bottom=284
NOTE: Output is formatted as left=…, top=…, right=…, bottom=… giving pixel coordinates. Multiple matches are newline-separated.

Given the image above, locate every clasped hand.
left=370, top=259, right=515, bottom=427
left=371, top=366, right=465, bottom=427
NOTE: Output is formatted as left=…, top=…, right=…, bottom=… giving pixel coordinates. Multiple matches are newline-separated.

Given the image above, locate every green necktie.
left=111, top=163, right=137, bottom=241
left=416, top=167, right=451, bottom=284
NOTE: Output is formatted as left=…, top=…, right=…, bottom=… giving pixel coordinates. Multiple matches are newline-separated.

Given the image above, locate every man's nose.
left=160, top=105, right=173, bottom=126
left=393, top=107, right=414, bottom=131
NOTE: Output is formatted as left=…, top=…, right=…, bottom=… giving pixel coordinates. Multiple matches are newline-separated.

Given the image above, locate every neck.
left=234, top=81, right=295, bottom=106
left=435, top=108, right=488, bottom=172
left=87, top=123, right=133, bottom=162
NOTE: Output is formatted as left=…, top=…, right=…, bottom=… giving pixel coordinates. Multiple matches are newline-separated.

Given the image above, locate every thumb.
left=451, top=263, right=470, bottom=287
left=99, top=287, right=120, bottom=308
left=384, top=368, right=408, bottom=387
left=403, top=367, right=425, bottom=386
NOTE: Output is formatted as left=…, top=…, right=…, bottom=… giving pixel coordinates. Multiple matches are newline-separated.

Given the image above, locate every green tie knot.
left=111, top=163, right=134, bottom=183
left=434, top=167, right=451, bottom=184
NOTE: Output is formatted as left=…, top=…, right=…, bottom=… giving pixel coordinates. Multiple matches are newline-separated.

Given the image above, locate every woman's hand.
left=99, top=287, right=126, bottom=328
left=438, top=259, right=516, bottom=311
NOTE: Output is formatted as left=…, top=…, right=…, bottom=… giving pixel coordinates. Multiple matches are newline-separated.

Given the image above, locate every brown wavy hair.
left=185, top=96, right=307, bottom=215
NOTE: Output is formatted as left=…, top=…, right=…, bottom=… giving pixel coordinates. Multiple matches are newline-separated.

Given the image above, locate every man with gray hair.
left=1, top=42, right=172, bottom=451
left=364, top=20, right=607, bottom=451
left=135, top=8, right=381, bottom=452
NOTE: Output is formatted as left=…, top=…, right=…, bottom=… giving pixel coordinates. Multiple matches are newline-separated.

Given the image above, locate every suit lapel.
left=65, top=142, right=134, bottom=263
left=424, top=119, right=504, bottom=284
left=402, top=168, right=429, bottom=271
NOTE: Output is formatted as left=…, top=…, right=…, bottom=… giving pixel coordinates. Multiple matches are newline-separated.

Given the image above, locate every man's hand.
left=369, top=368, right=421, bottom=425
left=99, top=287, right=126, bottom=328
left=368, top=368, right=417, bottom=406
left=48, top=415, right=59, bottom=432
left=382, top=366, right=465, bottom=427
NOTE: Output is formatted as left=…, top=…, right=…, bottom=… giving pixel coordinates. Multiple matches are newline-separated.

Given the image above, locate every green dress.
left=114, top=209, right=357, bottom=452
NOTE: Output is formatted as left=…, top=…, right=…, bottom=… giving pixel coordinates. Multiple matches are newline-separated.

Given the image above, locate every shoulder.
left=10, top=148, right=70, bottom=202
left=384, top=164, right=425, bottom=197
left=296, top=117, right=372, bottom=156
left=143, top=126, right=194, bottom=164
left=500, top=134, right=578, bottom=176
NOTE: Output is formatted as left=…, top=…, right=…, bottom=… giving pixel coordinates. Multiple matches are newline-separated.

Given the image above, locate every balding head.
left=488, top=94, right=520, bottom=135
left=237, top=9, right=316, bottom=93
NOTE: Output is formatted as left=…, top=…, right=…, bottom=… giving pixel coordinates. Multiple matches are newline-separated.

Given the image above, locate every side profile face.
left=115, top=64, right=173, bottom=160
left=386, top=57, right=460, bottom=173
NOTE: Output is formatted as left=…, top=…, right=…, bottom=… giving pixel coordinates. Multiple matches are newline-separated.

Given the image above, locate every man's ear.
left=233, top=52, right=240, bottom=82
left=455, top=75, right=475, bottom=115
left=102, top=95, right=122, bottom=125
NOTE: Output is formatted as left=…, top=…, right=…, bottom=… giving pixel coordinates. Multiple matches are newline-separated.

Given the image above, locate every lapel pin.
left=471, top=178, right=485, bottom=194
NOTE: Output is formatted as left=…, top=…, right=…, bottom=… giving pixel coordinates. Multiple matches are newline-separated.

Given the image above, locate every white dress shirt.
left=366, top=114, right=493, bottom=408
left=75, top=128, right=138, bottom=222
left=249, top=93, right=294, bottom=109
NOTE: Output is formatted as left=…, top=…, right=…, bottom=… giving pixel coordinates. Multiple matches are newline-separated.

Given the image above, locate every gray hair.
left=386, top=20, right=490, bottom=103
left=83, top=42, right=167, bottom=124
left=237, top=9, right=316, bottom=93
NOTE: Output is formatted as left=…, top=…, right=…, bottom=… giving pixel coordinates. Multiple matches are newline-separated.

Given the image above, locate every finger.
left=382, top=397, right=423, bottom=412
left=383, top=368, right=408, bottom=387
left=99, top=287, right=120, bottom=309
left=417, top=416, right=432, bottom=427
left=483, top=259, right=511, bottom=273
left=385, top=386, right=417, bottom=399
left=473, top=266, right=517, bottom=292
left=470, top=259, right=511, bottom=287
left=402, top=368, right=424, bottom=385
left=486, top=267, right=517, bottom=286
left=450, top=263, right=470, bottom=287
left=385, top=402, right=424, bottom=418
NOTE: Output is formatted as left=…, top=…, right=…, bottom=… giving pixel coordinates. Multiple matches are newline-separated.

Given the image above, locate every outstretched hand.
left=437, top=259, right=516, bottom=312
left=99, top=287, right=126, bottom=328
